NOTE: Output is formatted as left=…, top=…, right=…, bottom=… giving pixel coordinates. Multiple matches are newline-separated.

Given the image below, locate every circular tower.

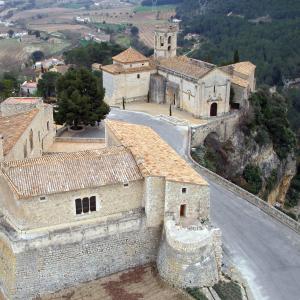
left=154, top=24, right=178, bottom=59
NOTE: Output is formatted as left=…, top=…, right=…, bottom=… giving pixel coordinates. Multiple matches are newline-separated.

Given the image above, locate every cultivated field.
left=0, top=36, right=70, bottom=73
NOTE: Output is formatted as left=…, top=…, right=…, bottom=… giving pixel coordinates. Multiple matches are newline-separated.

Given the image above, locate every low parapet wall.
left=54, top=137, right=105, bottom=143
left=188, top=127, right=300, bottom=234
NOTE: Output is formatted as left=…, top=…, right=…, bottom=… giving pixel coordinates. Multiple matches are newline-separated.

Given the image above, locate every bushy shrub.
left=243, top=164, right=262, bottom=195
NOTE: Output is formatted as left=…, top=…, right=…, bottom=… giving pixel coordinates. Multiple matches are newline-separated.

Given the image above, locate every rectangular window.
left=90, top=196, right=96, bottom=212
left=82, top=197, right=89, bottom=213
left=75, top=196, right=97, bottom=215
left=75, top=198, right=82, bottom=215
left=137, top=74, right=140, bottom=79
left=182, top=187, right=187, bottom=194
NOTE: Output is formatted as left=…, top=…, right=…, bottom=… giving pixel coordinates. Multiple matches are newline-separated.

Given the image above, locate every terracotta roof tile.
left=101, top=64, right=155, bottom=75
left=1, top=146, right=142, bottom=198
left=228, top=61, right=256, bottom=76
left=157, top=56, right=214, bottom=79
left=106, top=120, right=207, bottom=186
left=112, top=47, right=149, bottom=64
left=0, top=109, right=39, bottom=155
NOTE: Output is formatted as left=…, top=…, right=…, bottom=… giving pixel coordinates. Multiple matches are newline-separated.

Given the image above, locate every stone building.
left=101, top=24, right=256, bottom=118
left=0, top=97, right=55, bottom=161
left=102, top=47, right=155, bottom=105
left=0, top=120, right=221, bottom=299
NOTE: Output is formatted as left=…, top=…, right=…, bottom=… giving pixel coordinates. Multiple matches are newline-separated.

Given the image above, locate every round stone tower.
left=154, top=24, right=178, bottom=59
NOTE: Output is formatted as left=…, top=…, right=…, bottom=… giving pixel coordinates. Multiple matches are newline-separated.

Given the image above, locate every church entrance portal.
left=210, top=103, right=218, bottom=116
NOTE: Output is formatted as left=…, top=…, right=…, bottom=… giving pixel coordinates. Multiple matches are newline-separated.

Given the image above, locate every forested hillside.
left=177, top=0, right=300, bottom=86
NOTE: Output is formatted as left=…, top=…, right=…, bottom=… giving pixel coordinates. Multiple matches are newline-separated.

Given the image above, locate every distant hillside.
left=141, top=0, right=183, bottom=6
left=177, top=0, right=300, bottom=86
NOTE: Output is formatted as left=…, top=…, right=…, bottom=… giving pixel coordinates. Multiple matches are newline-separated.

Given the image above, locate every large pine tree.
left=54, top=68, right=110, bottom=129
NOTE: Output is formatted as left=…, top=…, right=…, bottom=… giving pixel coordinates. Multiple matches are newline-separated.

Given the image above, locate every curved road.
left=108, top=108, right=300, bottom=300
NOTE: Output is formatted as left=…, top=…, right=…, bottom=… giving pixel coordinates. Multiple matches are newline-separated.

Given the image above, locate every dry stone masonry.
left=0, top=114, right=223, bottom=299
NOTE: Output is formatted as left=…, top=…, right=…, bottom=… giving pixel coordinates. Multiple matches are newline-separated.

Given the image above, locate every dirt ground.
left=40, top=264, right=190, bottom=300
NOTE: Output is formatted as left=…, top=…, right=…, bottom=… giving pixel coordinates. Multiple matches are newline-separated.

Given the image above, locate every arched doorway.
left=210, top=103, right=218, bottom=116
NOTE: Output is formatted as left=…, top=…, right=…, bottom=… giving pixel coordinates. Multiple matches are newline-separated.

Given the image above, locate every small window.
left=90, top=196, right=96, bottom=212
left=137, top=74, right=140, bottom=79
left=182, top=188, right=187, bottom=194
left=75, top=198, right=82, bottom=215
left=29, top=129, right=33, bottom=151
left=39, top=196, right=46, bottom=202
left=168, top=36, right=171, bottom=44
left=123, top=182, right=129, bottom=187
left=82, top=197, right=89, bottom=213
left=47, top=121, right=50, bottom=131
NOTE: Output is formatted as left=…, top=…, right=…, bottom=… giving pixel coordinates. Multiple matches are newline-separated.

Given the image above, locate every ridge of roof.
left=112, top=47, right=149, bottom=64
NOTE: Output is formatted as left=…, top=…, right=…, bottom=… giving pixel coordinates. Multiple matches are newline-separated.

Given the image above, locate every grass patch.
left=94, top=23, right=126, bottom=34
left=113, top=34, right=131, bottom=48
left=186, top=288, right=208, bottom=300
left=213, top=281, right=243, bottom=300
left=134, top=4, right=176, bottom=13
left=60, top=3, right=83, bottom=9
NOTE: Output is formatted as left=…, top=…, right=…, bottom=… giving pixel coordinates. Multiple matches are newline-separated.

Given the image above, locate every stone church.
left=102, top=24, right=256, bottom=118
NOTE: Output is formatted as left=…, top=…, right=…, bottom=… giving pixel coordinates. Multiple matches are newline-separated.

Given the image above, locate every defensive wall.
left=0, top=211, right=161, bottom=300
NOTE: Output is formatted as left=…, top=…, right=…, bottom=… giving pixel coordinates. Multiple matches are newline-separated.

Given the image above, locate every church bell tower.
left=154, top=24, right=178, bottom=59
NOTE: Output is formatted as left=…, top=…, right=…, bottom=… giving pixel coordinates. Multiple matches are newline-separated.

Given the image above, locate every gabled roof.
left=101, top=63, right=154, bottom=75
left=106, top=120, right=207, bottom=186
left=227, top=61, right=256, bottom=76
left=0, top=109, right=39, bottom=155
left=2, top=97, right=42, bottom=105
left=157, top=56, right=215, bottom=80
left=112, top=47, right=149, bottom=64
left=1, top=146, right=142, bottom=198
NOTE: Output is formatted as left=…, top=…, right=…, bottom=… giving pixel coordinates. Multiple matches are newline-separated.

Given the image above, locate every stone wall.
left=157, top=220, right=221, bottom=288
left=4, top=105, right=55, bottom=161
left=0, top=213, right=161, bottom=299
left=164, top=181, right=210, bottom=223
left=0, top=178, right=144, bottom=232
left=188, top=126, right=300, bottom=233
left=103, top=70, right=151, bottom=106
left=191, top=112, right=239, bottom=147
left=149, top=74, right=166, bottom=104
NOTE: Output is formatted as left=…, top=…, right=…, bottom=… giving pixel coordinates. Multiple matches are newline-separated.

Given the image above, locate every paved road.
left=108, top=108, right=300, bottom=300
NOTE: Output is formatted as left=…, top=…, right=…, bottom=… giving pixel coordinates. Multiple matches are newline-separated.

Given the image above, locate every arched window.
left=29, top=129, right=33, bottom=151
left=168, top=36, right=171, bottom=44
left=160, top=36, right=164, bottom=46
left=168, top=45, right=171, bottom=52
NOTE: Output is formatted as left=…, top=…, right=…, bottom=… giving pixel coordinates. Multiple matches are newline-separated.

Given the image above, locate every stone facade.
left=0, top=97, right=55, bottom=161
left=0, top=120, right=222, bottom=299
left=101, top=24, right=256, bottom=118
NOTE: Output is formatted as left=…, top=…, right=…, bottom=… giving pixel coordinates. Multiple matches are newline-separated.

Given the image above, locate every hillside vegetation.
left=177, top=0, right=300, bottom=85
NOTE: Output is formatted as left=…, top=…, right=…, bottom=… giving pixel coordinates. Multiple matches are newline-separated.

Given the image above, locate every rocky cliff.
left=192, top=110, right=297, bottom=207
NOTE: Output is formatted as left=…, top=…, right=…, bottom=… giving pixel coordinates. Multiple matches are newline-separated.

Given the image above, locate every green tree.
left=233, top=49, right=240, bottom=63
left=55, top=68, right=110, bottom=129
left=0, top=73, right=19, bottom=101
left=243, top=164, right=262, bottom=195
left=130, top=26, right=139, bottom=36
left=31, top=50, right=44, bottom=63
left=37, top=72, right=61, bottom=98
left=7, top=29, right=14, bottom=38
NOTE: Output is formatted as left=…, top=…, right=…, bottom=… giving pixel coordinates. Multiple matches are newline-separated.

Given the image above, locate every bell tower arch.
left=154, top=24, right=178, bottom=59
